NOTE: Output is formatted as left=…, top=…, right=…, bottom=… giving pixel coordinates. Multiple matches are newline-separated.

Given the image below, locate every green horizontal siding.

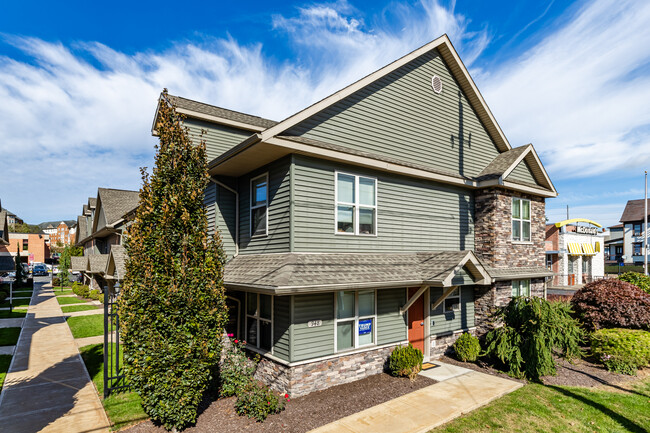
left=506, top=159, right=539, bottom=185
left=273, top=296, right=291, bottom=361
left=377, top=288, right=407, bottom=345
left=184, top=118, right=251, bottom=161
left=216, top=185, right=237, bottom=258
left=285, top=49, right=500, bottom=179
left=292, top=155, right=474, bottom=252
left=430, top=286, right=475, bottom=335
left=204, top=183, right=217, bottom=235
left=291, top=293, right=334, bottom=362
left=450, top=267, right=475, bottom=286
left=239, top=157, right=291, bottom=254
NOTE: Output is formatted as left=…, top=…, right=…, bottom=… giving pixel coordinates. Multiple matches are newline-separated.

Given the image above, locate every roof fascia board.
left=477, top=177, right=557, bottom=198
left=501, top=145, right=532, bottom=180
left=90, top=194, right=102, bottom=234
left=174, top=107, right=266, bottom=132
left=207, top=134, right=262, bottom=171
left=441, top=251, right=491, bottom=287
left=524, top=145, right=556, bottom=193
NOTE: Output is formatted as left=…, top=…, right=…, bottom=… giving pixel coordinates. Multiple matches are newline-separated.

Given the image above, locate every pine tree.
left=117, top=90, right=228, bottom=430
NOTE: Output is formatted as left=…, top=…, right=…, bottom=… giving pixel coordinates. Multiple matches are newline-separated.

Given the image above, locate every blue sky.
left=1, top=0, right=649, bottom=227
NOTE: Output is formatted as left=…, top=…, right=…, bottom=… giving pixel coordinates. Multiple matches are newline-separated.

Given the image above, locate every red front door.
left=407, top=287, right=425, bottom=353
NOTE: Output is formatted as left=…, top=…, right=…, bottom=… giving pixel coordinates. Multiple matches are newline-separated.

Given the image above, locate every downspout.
left=209, top=177, right=239, bottom=256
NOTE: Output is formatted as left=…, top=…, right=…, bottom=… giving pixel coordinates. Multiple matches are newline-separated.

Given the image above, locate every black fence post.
left=103, top=288, right=109, bottom=398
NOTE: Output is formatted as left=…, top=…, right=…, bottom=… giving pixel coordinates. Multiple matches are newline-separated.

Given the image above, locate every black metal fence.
left=104, top=287, right=127, bottom=398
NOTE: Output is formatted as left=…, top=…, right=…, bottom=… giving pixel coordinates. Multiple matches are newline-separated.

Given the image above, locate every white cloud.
left=480, top=0, right=650, bottom=179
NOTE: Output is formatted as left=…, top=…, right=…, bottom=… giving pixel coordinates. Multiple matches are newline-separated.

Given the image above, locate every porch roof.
left=224, top=251, right=492, bottom=295
left=70, top=256, right=88, bottom=272
left=485, top=266, right=553, bottom=281
left=86, top=254, right=109, bottom=274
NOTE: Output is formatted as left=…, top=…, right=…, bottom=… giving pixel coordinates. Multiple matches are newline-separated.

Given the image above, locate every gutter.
left=209, top=178, right=239, bottom=256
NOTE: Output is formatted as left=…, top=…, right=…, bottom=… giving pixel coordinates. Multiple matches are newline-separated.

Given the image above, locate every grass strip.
left=54, top=289, right=74, bottom=296
left=0, top=354, right=11, bottom=389
left=432, top=380, right=650, bottom=433
left=0, top=310, right=26, bottom=319
left=0, top=298, right=31, bottom=308
left=0, top=327, right=21, bottom=346
left=80, top=344, right=148, bottom=430
left=61, top=305, right=101, bottom=313
left=57, top=296, right=91, bottom=305
left=66, top=314, right=104, bottom=338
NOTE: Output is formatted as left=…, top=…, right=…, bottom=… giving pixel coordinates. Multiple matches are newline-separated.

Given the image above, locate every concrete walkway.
left=0, top=318, right=25, bottom=328
left=0, top=346, right=15, bottom=355
left=310, top=363, right=522, bottom=433
left=0, top=281, right=111, bottom=432
left=64, top=308, right=103, bottom=317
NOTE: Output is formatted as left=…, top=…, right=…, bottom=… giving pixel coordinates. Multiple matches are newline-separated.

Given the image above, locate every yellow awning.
left=567, top=242, right=583, bottom=256
left=582, top=243, right=596, bottom=256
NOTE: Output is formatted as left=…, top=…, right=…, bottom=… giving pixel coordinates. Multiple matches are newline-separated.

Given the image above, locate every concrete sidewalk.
left=0, top=281, right=111, bottom=432
left=310, top=366, right=522, bottom=433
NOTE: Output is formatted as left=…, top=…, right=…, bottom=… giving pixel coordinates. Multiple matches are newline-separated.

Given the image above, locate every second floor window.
left=634, top=243, right=642, bottom=256
left=633, top=223, right=642, bottom=236
left=251, top=174, right=268, bottom=237
left=336, top=173, right=377, bottom=235
left=512, top=198, right=531, bottom=242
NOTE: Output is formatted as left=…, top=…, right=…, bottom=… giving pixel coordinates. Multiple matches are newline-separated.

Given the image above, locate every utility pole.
left=566, top=205, right=569, bottom=220
left=643, top=170, right=648, bottom=275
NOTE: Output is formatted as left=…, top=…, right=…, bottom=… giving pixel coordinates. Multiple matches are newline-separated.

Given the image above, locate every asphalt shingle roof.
left=75, top=216, right=88, bottom=244
left=97, top=188, right=140, bottom=226
left=106, top=245, right=127, bottom=279
left=87, top=255, right=109, bottom=274
left=476, top=145, right=530, bottom=181
left=70, top=256, right=88, bottom=272
left=485, top=266, right=553, bottom=281
left=167, top=94, right=278, bottom=129
left=620, top=199, right=650, bottom=223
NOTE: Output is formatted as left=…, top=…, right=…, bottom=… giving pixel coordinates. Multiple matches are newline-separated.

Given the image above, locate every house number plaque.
left=307, top=320, right=322, bottom=328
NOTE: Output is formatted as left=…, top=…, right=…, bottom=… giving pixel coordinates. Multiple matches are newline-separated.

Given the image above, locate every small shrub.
left=52, top=277, right=60, bottom=287
left=89, top=289, right=102, bottom=301
left=572, top=279, right=650, bottom=331
left=591, top=328, right=650, bottom=375
left=453, top=332, right=480, bottom=362
left=73, top=284, right=91, bottom=298
left=484, top=297, right=584, bottom=381
left=618, top=272, right=650, bottom=294
left=219, top=338, right=258, bottom=397
left=389, top=343, right=423, bottom=381
left=234, top=382, right=287, bottom=422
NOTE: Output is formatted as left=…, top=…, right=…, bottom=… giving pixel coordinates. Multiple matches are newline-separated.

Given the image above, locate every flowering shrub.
left=571, top=279, right=650, bottom=331
left=591, top=328, right=650, bottom=375
left=234, top=382, right=287, bottom=422
left=389, top=343, right=423, bottom=381
left=219, top=338, right=258, bottom=397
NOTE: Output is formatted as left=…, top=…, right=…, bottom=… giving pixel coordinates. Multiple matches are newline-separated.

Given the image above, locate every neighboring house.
left=151, top=34, right=557, bottom=397
left=619, top=199, right=650, bottom=265
left=4, top=209, right=23, bottom=227
left=545, top=219, right=605, bottom=286
left=74, top=189, right=139, bottom=291
left=0, top=202, right=15, bottom=273
left=604, top=224, right=624, bottom=264
left=7, top=233, right=51, bottom=265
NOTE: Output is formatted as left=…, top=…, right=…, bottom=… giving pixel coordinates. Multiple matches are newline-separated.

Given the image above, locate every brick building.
left=7, top=233, right=51, bottom=265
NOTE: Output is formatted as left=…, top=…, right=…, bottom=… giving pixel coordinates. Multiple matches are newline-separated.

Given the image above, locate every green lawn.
left=66, top=314, right=103, bottom=338
left=0, top=298, right=31, bottom=308
left=80, top=344, right=147, bottom=430
left=0, top=355, right=11, bottom=388
left=57, top=296, right=90, bottom=305
left=54, top=289, right=74, bottom=296
left=12, top=291, right=33, bottom=296
left=61, top=305, right=101, bottom=313
left=0, top=310, right=26, bottom=319
left=433, top=379, right=650, bottom=433
left=0, top=327, right=21, bottom=346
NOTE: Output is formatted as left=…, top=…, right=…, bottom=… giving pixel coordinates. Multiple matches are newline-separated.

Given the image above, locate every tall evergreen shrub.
left=118, top=91, right=228, bottom=431
left=14, top=241, right=24, bottom=283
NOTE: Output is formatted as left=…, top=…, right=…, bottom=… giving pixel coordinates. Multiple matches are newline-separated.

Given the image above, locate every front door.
left=407, top=287, right=425, bottom=353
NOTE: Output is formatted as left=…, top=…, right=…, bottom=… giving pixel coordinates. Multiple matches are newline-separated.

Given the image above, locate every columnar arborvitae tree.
left=118, top=90, right=228, bottom=431
left=14, top=241, right=24, bottom=283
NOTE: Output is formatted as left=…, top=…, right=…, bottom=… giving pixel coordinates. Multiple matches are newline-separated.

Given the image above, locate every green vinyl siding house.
left=153, top=34, right=557, bottom=396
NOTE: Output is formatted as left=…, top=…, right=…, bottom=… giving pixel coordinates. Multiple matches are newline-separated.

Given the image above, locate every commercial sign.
left=576, top=226, right=598, bottom=235
left=358, top=319, right=372, bottom=335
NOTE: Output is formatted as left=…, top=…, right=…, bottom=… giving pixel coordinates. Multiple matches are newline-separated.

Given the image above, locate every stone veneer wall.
left=474, top=188, right=545, bottom=267
left=254, top=345, right=399, bottom=397
left=430, top=328, right=477, bottom=358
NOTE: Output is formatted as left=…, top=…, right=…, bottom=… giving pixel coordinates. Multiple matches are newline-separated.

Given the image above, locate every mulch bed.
left=439, top=354, right=643, bottom=388
left=123, top=373, right=435, bottom=433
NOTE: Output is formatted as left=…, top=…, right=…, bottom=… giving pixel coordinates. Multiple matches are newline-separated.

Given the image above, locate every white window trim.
left=245, top=292, right=274, bottom=354
left=443, top=287, right=461, bottom=312
left=333, top=290, right=378, bottom=353
left=334, top=171, right=378, bottom=237
left=250, top=173, right=269, bottom=238
left=512, top=279, right=531, bottom=297
left=511, top=197, right=531, bottom=242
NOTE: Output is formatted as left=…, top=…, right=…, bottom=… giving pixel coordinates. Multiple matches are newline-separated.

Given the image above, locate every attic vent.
left=431, top=75, right=443, bottom=94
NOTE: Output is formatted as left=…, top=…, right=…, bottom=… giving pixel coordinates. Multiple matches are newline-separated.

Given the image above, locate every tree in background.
left=58, top=245, right=83, bottom=284
left=11, top=223, right=42, bottom=234
left=118, top=90, right=228, bottom=431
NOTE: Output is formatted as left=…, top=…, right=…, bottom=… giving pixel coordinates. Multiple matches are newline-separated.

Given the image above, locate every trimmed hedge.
left=591, top=328, right=650, bottom=375
left=571, top=279, right=650, bottom=331
left=453, top=333, right=480, bottom=362
left=389, top=343, right=423, bottom=381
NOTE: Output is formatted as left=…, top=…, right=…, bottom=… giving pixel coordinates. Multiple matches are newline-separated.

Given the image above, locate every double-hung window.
left=251, top=174, right=268, bottom=237
left=444, top=288, right=461, bottom=312
left=634, top=223, right=642, bottom=237
left=335, top=290, right=376, bottom=352
left=512, top=279, right=531, bottom=297
left=246, top=292, right=273, bottom=351
left=512, top=198, right=531, bottom=242
left=336, top=173, right=377, bottom=235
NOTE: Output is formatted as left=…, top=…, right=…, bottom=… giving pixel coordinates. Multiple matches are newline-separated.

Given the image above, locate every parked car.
left=33, top=264, right=48, bottom=276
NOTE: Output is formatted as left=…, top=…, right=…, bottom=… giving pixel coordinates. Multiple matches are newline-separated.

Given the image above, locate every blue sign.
left=358, top=319, right=372, bottom=335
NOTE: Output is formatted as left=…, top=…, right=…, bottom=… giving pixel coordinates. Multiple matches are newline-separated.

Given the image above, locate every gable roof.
left=0, top=209, right=9, bottom=245
left=87, top=254, right=109, bottom=274
left=224, top=251, right=491, bottom=294
left=620, top=199, right=650, bottom=223
left=105, top=245, right=127, bottom=280
left=70, top=256, right=88, bottom=272
left=75, top=215, right=87, bottom=245
left=152, top=93, right=278, bottom=136
left=94, top=188, right=140, bottom=231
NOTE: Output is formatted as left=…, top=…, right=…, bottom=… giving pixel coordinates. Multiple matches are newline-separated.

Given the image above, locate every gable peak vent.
left=431, top=75, right=443, bottom=94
